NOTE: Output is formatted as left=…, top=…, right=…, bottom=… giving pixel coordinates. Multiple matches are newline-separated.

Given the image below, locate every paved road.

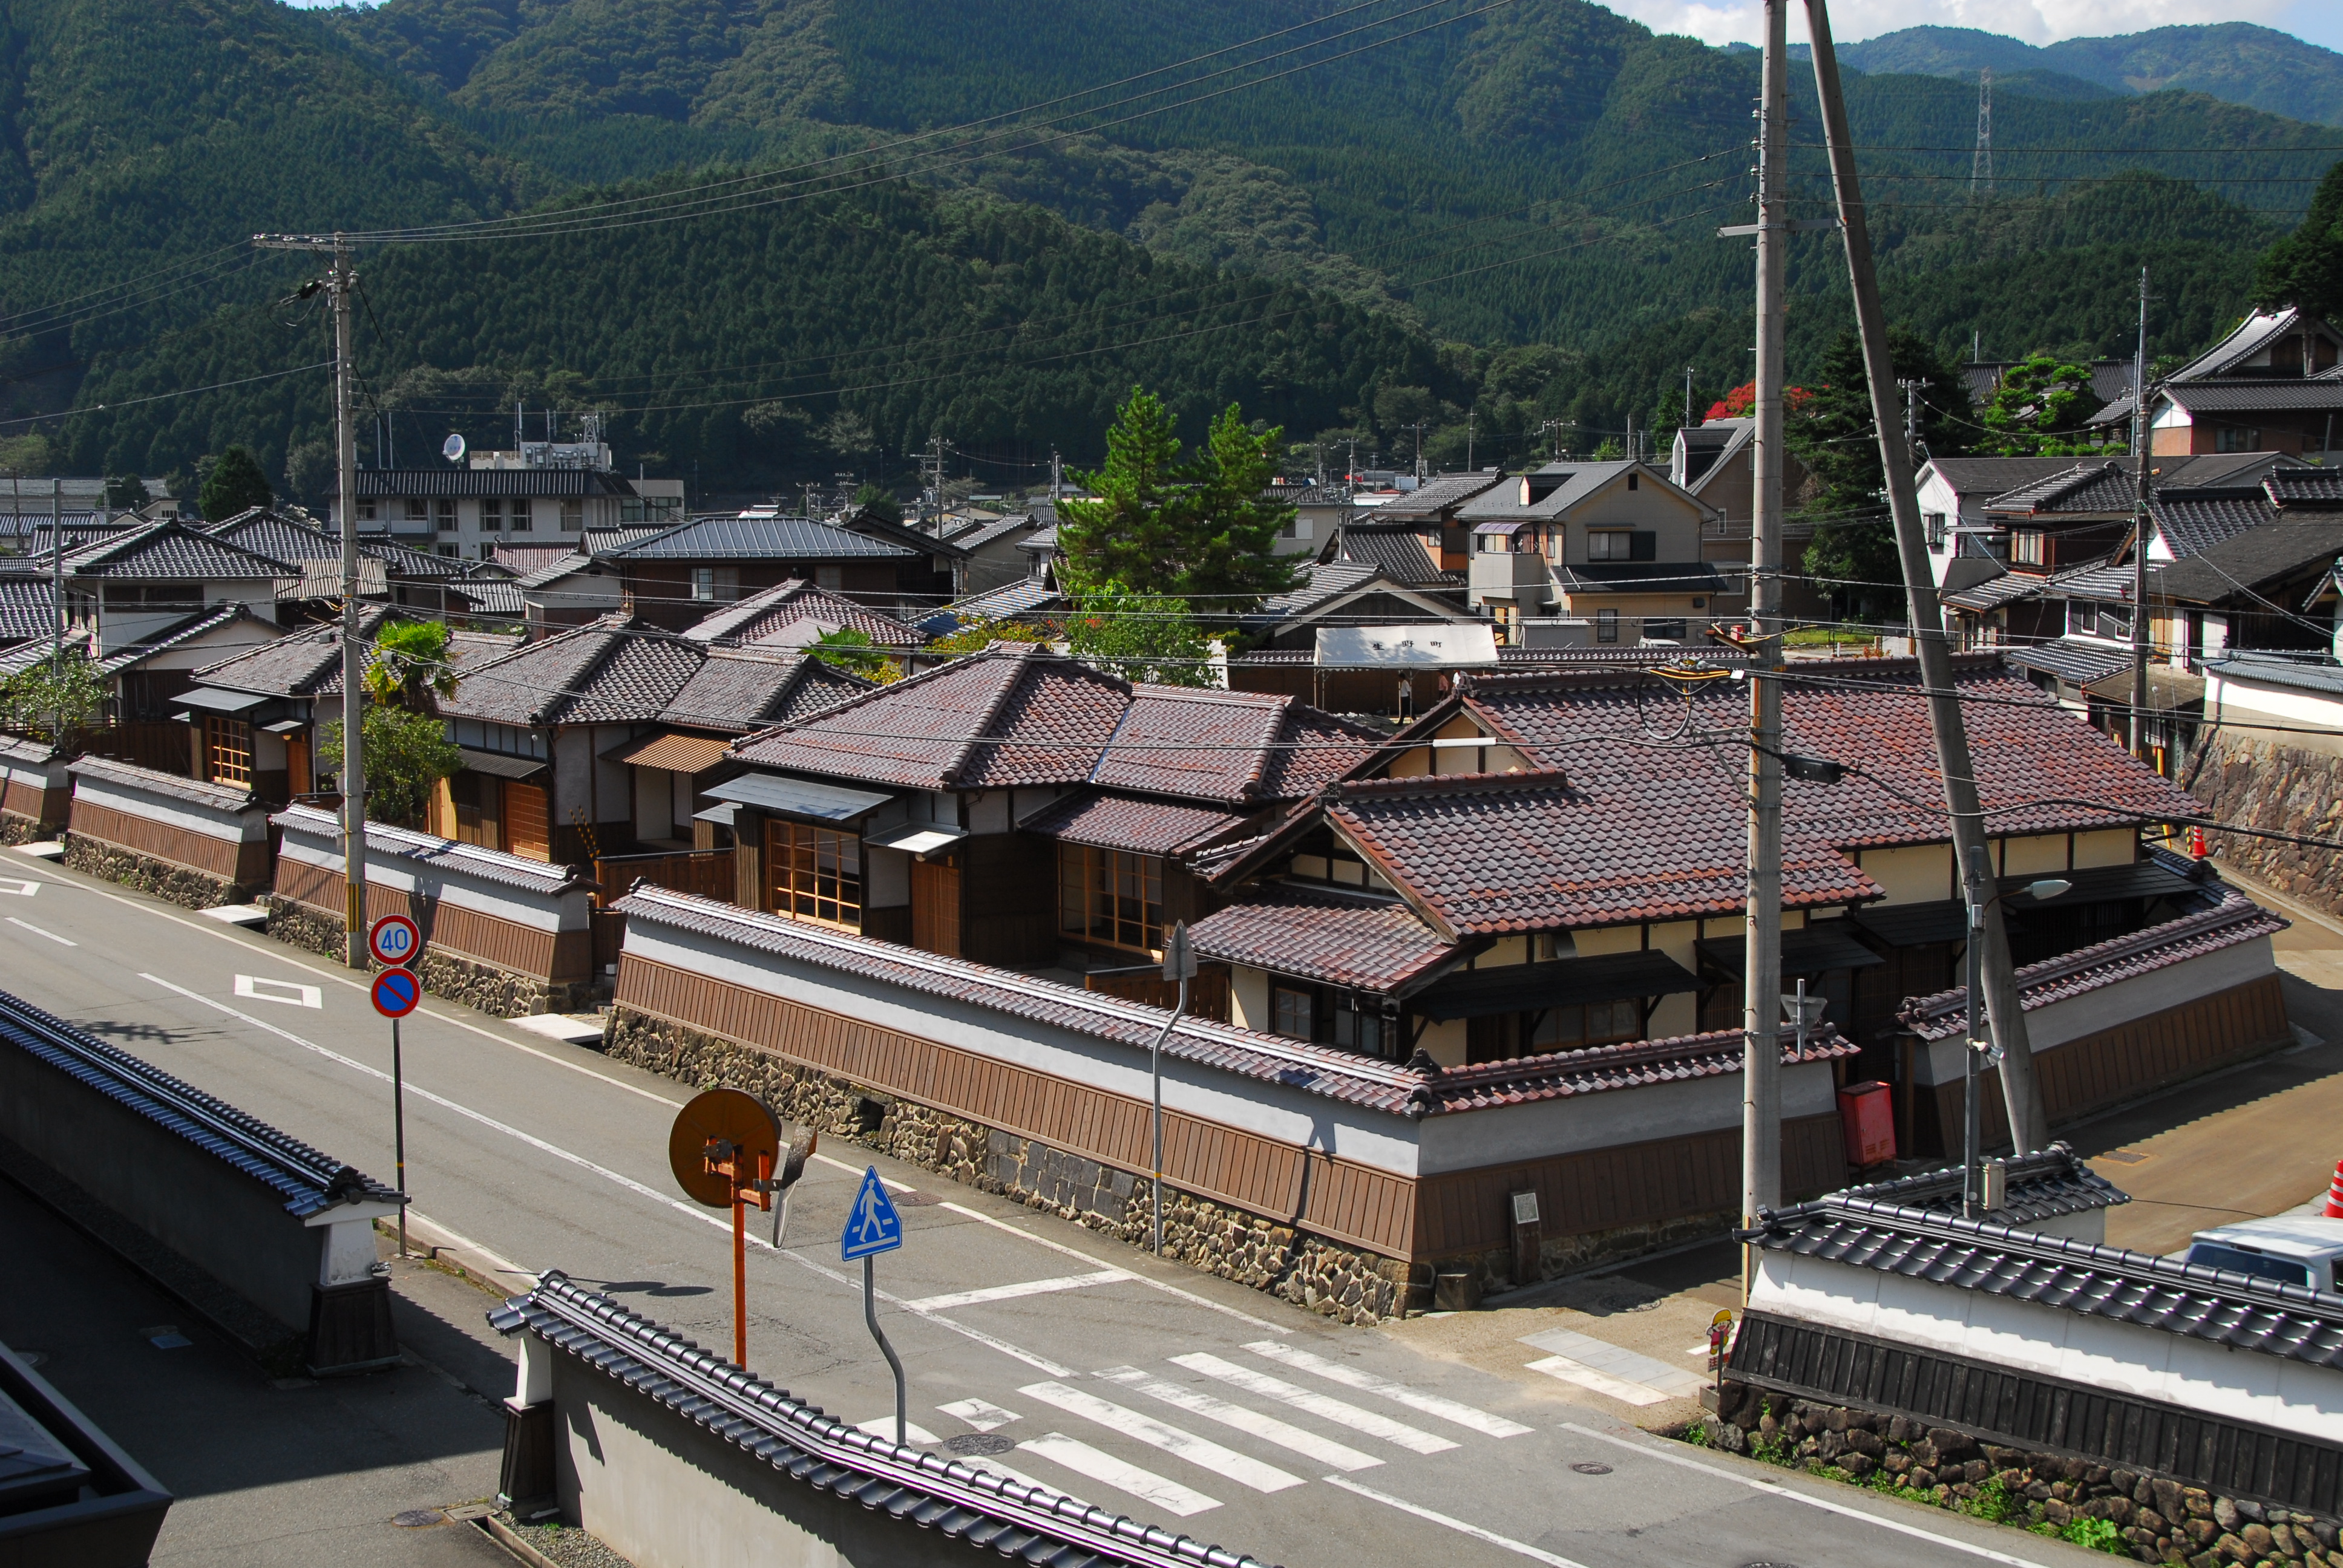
left=0, top=848, right=2089, bottom=1568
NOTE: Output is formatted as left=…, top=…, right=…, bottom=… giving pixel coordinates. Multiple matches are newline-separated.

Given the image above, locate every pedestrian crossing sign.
left=841, top=1166, right=904, bottom=1260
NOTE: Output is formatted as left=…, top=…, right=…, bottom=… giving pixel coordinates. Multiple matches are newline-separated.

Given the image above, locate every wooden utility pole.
left=1800, top=1, right=2047, bottom=1152
left=2129, top=268, right=2154, bottom=761
left=1740, top=0, right=1790, bottom=1260
left=255, top=232, right=368, bottom=967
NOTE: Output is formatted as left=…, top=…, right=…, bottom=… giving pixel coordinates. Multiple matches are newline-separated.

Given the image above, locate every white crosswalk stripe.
left=1017, top=1432, right=1221, bottom=1517
left=1245, top=1341, right=1534, bottom=1438
left=1169, top=1353, right=1458, bottom=1454
left=936, top=1397, right=1020, bottom=1433
left=1020, top=1381, right=1305, bottom=1494
left=1098, top=1366, right=1383, bottom=1472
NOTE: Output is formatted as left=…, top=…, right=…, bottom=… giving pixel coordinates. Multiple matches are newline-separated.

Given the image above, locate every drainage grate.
left=1570, top=1462, right=1613, bottom=1475
left=2096, top=1149, right=2152, bottom=1165
left=946, top=1433, right=1017, bottom=1456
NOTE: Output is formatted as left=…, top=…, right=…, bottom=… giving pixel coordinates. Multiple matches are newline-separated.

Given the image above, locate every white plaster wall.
left=74, top=776, right=266, bottom=843
left=279, top=822, right=591, bottom=933
left=1414, top=1057, right=1839, bottom=1174
left=1752, top=1249, right=2343, bottom=1441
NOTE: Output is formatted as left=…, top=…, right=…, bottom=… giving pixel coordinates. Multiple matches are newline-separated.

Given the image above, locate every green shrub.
left=2062, top=1518, right=2125, bottom=1555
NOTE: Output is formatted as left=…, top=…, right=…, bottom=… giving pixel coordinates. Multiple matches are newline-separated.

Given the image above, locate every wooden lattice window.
left=766, top=820, right=861, bottom=928
left=204, top=715, right=252, bottom=789
left=1057, top=844, right=1162, bottom=953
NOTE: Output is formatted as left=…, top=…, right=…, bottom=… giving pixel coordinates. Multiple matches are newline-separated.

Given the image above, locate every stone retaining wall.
left=266, top=897, right=597, bottom=1017
left=606, top=1010, right=1421, bottom=1324
left=1704, top=1385, right=2340, bottom=1566
left=64, top=834, right=245, bottom=909
left=2191, top=734, right=2343, bottom=920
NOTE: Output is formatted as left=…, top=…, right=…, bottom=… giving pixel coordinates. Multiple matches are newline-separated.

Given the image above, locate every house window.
left=480, top=498, right=503, bottom=531
left=1596, top=608, right=1619, bottom=643
left=510, top=498, right=534, bottom=533
left=692, top=568, right=715, bottom=601
left=560, top=500, right=583, bottom=532
left=1331, top=993, right=1388, bottom=1057
left=2215, top=426, right=2259, bottom=454
left=766, top=820, right=862, bottom=927
left=436, top=543, right=459, bottom=558
left=436, top=498, right=457, bottom=532
left=1925, top=512, right=1947, bottom=547
left=1058, top=843, right=1162, bottom=953
left=1530, top=999, right=1642, bottom=1050
left=203, top=715, right=252, bottom=790
left=405, top=498, right=428, bottom=524
left=2011, top=530, right=2045, bottom=566
left=357, top=498, right=378, bottom=521
left=1273, top=985, right=1313, bottom=1040
left=1586, top=529, right=1654, bottom=560
left=2097, top=603, right=2132, bottom=640
left=815, top=566, right=844, bottom=590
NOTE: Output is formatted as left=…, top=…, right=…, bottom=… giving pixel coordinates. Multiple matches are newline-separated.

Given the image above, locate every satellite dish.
left=442, top=433, right=467, bottom=463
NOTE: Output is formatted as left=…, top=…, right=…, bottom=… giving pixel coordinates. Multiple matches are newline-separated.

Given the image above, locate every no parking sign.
left=371, top=967, right=421, bottom=1018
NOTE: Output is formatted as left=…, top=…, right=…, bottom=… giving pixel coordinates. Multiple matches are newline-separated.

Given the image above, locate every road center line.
left=1555, top=1422, right=2054, bottom=1568
left=900, top=1270, right=1130, bottom=1313
left=135, top=972, right=1075, bottom=1378
left=6, top=916, right=74, bottom=946
left=1320, top=1475, right=1590, bottom=1567
left=936, top=1202, right=1279, bottom=1329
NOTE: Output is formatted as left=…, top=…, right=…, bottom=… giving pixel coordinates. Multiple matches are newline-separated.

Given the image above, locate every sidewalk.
left=0, top=1174, right=514, bottom=1566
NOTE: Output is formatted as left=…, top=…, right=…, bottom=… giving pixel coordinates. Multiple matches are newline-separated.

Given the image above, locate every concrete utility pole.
left=2129, top=267, right=2154, bottom=761
left=48, top=479, right=63, bottom=746
left=1800, top=1, right=2047, bottom=1153
left=258, top=230, right=369, bottom=968
left=1740, top=0, right=1790, bottom=1264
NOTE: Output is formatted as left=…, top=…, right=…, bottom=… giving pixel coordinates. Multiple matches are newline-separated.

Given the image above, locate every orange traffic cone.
left=2188, top=825, right=2208, bottom=859
left=2324, top=1160, right=2343, bottom=1220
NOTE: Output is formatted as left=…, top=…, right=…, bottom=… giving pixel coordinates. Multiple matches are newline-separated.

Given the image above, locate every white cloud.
left=1611, top=0, right=2309, bottom=50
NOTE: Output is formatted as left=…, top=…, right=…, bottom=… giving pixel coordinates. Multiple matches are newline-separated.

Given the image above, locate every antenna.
left=442, top=433, right=467, bottom=464
left=1971, top=68, right=1993, bottom=197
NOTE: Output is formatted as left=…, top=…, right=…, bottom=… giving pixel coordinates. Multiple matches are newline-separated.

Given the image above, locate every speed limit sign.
left=368, top=913, right=421, bottom=969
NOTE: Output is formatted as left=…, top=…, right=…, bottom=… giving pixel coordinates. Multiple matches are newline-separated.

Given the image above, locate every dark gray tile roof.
left=1457, top=461, right=1659, bottom=521
left=0, top=985, right=400, bottom=1219
left=2149, top=491, right=2274, bottom=557
left=2163, top=381, right=2343, bottom=413
left=1338, top=526, right=1450, bottom=586
left=191, top=606, right=400, bottom=696
left=2268, top=469, right=2343, bottom=507
left=275, top=803, right=595, bottom=891
left=1824, top=1141, right=2129, bottom=1227
left=70, top=754, right=273, bottom=814
left=206, top=511, right=466, bottom=580
left=949, top=577, right=1067, bottom=621
left=1981, top=462, right=2131, bottom=515
left=1919, top=456, right=2100, bottom=499
left=2165, top=306, right=2333, bottom=383
left=2154, top=517, right=2343, bottom=604
left=2003, top=637, right=2133, bottom=685
left=1897, top=880, right=2285, bottom=1043
left=0, top=578, right=56, bottom=638
left=682, top=578, right=926, bottom=648
left=1247, top=560, right=1384, bottom=622
left=1746, top=1189, right=2343, bottom=1372
left=657, top=648, right=870, bottom=732
left=451, top=578, right=525, bottom=616
left=434, top=616, right=709, bottom=728
left=345, top=468, right=638, bottom=498
left=488, top=1272, right=1274, bottom=1568
left=64, top=520, right=295, bottom=581
left=2206, top=651, right=2343, bottom=696
left=602, top=515, right=913, bottom=562
left=1550, top=562, right=1729, bottom=593
left=1362, top=473, right=1507, bottom=518
left=1939, top=569, right=2046, bottom=613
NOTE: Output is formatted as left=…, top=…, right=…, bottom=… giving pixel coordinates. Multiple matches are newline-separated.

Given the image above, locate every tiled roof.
left=1745, top=1197, right=2343, bottom=1373
left=2149, top=491, right=2273, bottom=557
left=70, top=754, right=270, bottom=814
left=682, top=578, right=926, bottom=648
left=1897, top=880, right=2285, bottom=1042
left=344, top=468, right=637, bottom=498
left=1550, top=562, right=1729, bottom=593
left=1258, top=707, right=1387, bottom=799
left=0, top=578, right=57, bottom=639
left=949, top=577, right=1067, bottom=621
left=601, top=515, right=913, bottom=561
left=731, top=644, right=1130, bottom=789
left=1981, top=462, right=2132, bottom=515
left=206, top=511, right=470, bottom=581
left=658, top=648, right=870, bottom=731
left=1326, top=770, right=1878, bottom=936
left=489, top=1273, right=1274, bottom=1568
left=1363, top=473, right=1507, bottom=518
left=1938, top=569, right=2046, bottom=613
left=510, top=553, right=594, bottom=589
left=2152, top=517, right=2343, bottom=604
left=1338, top=526, right=1450, bottom=586
left=1248, top=561, right=1384, bottom=623
left=62, top=520, right=295, bottom=581
left=1090, top=687, right=1289, bottom=803
left=490, top=544, right=583, bottom=576
left=435, top=616, right=706, bottom=727
left=191, top=606, right=399, bottom=696
left=1017, top=790, right=1251, bottom=856
left=275, top=803, right=594, bottom=892
left=951, top=513, right=1043, bottom=552
left=2003, top=636, right=2133, bottom=685
left=1821, top=1141, right=2129, bottom=1229
left=451, top=578, right=525, bottom=616
left=1919, top=456, right=2095, bottom=499
left=2163, top=381, right=2343, bottom=413
left=1456, top=460, right=1661, bottom=521
left=2268, top=469, right=2343, bottom=507
left=1427, top=1024, right=1856, bottom=1111
left=1188, top=882, right=1459, bottom=993
left=2206, top=650, right=2343, bottom=696
left=95, top=605, right=275, bottom=676
left=2165, top=307, right=2329, bottom=382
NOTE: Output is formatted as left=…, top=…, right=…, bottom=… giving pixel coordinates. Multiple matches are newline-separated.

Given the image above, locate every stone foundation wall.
left=1705, top=1385, right=2340, bottom=1566
left=2191, top=734, right=2343, bottom=920
left=64, top=833, right=247, bottom=909
left=0, top=811, right=55, bottom=846
left=606, top=1009, right=1421, bottom=1324
left=265, top=896, right=597, bottom=1018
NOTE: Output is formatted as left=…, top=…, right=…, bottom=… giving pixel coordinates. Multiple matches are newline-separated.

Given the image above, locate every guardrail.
left=490, top=1272, right=1271, bottom=1568
left=0, top=986, right=401, bottom=1375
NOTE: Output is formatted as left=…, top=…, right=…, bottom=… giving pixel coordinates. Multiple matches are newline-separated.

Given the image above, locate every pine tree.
left=1058, top=387, right=1189, bottom=596
left=198, top=445, right=272, bottom=522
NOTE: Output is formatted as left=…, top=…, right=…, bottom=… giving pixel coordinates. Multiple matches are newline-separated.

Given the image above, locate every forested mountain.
left=1835, top=24, right=2343, bottom=128
left=0, top=0, right=2335, bottom=495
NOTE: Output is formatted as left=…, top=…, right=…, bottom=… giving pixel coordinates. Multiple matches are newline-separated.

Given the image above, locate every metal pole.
left=2129, top=267, right=2153, bottom=762
left=1150, top=974, right=1187, bottom=1258
left=863, top=1254, right=906, bottom=1446
left=392, top=1016, right=408, bottom=1258
left=1741, top=0, right=1789, bottom=1295
left=1963, top=879, right=1984, bottom=1219
left=1800, top=0, right=2046, bottom=1154
left=733, top=1183, right=747, bottom=1368
left=334, top=236, right=369, bottom=969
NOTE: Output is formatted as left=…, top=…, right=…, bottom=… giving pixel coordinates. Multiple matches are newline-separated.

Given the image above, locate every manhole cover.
left=1570, top=1462, right=1613, bottom=1475
left=391, top=1509, right=446, bottom=1528
left=1740, top=1561, right=1801, bottom=1567
left=946, top=1433, right=1017, bottom=1456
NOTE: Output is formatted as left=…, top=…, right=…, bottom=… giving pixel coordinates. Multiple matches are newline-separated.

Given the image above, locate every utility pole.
left=1684, top=365, right=1697, bottom=431
left=1740, top=0, right=1789, bottom=1276
left=1411, top=422, right=1425, bottom=484
left=1050, top=448, right=1063, bottom=503
left=2129, top=267, right=2154, bottom=762
left=48, top=479, right=62, bottom=746
left=1464, top=416, right=1474, bottom=472
left=1801, top=0, right=2046, bottom=1154
left=1898, top=379, right=1922, bottom=451
left=256, top=231, right=367, bottom=968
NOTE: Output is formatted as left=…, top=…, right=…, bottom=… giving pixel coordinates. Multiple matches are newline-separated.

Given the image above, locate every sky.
left=281, top=0, right=2343, bottom=53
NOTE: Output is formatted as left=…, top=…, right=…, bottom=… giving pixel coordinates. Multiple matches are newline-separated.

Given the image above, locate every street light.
left=1962, top=875, right=2069, bottom=1218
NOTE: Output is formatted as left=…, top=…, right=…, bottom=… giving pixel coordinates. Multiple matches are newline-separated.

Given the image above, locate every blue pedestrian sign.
left=841, top=1166, right=903, bottom=1260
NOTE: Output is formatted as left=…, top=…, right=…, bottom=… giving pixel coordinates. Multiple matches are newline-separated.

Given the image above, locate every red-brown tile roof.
left=683, top=577, right=926, bottom=649
left=1188, top=883, right=1461, bottom=993
left=1328, top=769, right=1879, bottom=938
left=1091, top=687, right=1288, bottom=802
left=1424, top=1025, right=1856, bottom=1111
left=1017, top=791, right=1252, bottom=856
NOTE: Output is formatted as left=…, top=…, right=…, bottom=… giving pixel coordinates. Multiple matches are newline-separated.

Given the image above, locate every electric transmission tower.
left=1971, top=68, right=1993, bottom=197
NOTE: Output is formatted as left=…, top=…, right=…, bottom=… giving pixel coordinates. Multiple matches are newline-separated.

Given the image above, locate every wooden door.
left=284, top=733, right=310, bottom=797
left=502, top=780, right=551, bottom=861
left=911, top=857, right=961, bottom=957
